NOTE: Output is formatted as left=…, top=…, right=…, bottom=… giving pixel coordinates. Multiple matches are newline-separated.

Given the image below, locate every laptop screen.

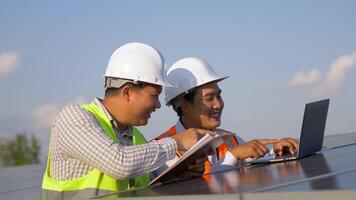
left=298, top=99, right=329, bottom=158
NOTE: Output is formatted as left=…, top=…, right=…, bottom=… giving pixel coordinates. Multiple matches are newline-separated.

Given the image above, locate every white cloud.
left=31, top=96, right=87, bottom=129
left=68, top=96, right=86, bottom=105
left=312, top=52, right=356, bottom=97
left=289, top=68, right=321, bottom=87
left=289, top=52, right=356, bottom=97
left=32, top=103, right=60, bottom=129
left=0, top=51, right=20, bottom=81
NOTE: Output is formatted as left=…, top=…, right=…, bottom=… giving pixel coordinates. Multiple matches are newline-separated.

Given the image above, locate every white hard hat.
left=104, top=42, right=172, bottom=88
left=165, top=57, right=228, bottom=106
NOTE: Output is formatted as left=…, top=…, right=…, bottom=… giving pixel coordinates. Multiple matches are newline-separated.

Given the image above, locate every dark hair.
left=104, top=82, right=146, bottom=97
left=104, top=87, right=120, bottom=97
left=172, top=89, right=197, bottom=117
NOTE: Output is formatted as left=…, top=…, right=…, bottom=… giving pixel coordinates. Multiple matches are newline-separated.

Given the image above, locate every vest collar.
left=93, top=98, right=133, bottom=137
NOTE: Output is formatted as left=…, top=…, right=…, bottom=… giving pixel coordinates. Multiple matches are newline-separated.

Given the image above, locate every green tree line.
left=0, top=133, right=41, bottom=167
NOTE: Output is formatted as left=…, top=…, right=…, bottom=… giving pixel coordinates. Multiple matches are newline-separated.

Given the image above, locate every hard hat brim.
left=165, top=75, right=229, bottom=106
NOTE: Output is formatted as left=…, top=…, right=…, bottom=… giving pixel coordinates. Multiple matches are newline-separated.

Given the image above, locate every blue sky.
left=1, top=1, right=356, bottom=158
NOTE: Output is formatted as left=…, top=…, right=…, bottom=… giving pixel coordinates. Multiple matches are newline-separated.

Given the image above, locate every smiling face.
left=181, top=81, right=224, bottom=129
left=128, top=83, right=162, bottom=126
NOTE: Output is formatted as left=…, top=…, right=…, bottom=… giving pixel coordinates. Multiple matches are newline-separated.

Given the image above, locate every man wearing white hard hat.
left=155, top=57, right=299, bottom=174
left=41, top=43, right=214, bottom=199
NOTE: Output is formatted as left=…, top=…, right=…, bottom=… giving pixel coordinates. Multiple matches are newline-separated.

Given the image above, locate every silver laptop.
left=249, top=99, right=330, bottom=164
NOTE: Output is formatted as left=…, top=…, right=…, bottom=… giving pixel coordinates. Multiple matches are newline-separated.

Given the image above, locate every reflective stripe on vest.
left=156, top=125, right=239, bottom=174
left=41, top=103, right=150, bottom=199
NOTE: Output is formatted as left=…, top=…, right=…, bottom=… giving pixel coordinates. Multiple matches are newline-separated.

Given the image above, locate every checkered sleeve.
left=55, top=104, right=177, bottom=179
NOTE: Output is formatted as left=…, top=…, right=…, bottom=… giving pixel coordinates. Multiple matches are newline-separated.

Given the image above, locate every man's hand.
left=230, top=139, right=278, bottom=160
left=171, top=128, right=216, bottom=154
left=273, top=138, right=299, bottom=156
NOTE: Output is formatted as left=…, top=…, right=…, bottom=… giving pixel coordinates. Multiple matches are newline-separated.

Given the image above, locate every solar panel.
left=1, top=133, right=356, bottom=200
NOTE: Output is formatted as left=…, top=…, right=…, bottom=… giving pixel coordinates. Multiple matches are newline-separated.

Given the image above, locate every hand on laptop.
left=230, top=139, right=278, bottom=160
left=273, top=138, right=299, bottom=156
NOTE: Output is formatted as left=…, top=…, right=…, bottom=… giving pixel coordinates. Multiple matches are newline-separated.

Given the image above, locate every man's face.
left=129, top=84, right=162, bottom=126
left=184, top=82, right=224, bottom=129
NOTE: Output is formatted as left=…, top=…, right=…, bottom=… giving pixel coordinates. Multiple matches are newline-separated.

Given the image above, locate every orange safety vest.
left=155, top=125, right=239, bottom=174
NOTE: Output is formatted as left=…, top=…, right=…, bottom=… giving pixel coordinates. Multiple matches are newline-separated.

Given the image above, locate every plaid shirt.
left=49, top=98, right=176, bottom=181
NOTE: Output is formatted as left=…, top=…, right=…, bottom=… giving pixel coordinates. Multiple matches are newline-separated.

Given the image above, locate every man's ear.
left=180, top=99, right=192, bottom=113
left=121, top=85, right=132, bottom=102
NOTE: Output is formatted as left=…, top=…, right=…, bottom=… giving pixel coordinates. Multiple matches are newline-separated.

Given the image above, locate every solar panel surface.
left=1, top=133, right=355, bottom=200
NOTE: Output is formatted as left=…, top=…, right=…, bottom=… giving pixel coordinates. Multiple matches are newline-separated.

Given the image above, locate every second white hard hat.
left=165, top=57, right=228, bottom=106
left=104, top=42, right=172, bottom=88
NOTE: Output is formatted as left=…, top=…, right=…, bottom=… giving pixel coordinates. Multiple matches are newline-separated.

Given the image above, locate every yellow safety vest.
left=41, top=103, right=150, bottom=199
